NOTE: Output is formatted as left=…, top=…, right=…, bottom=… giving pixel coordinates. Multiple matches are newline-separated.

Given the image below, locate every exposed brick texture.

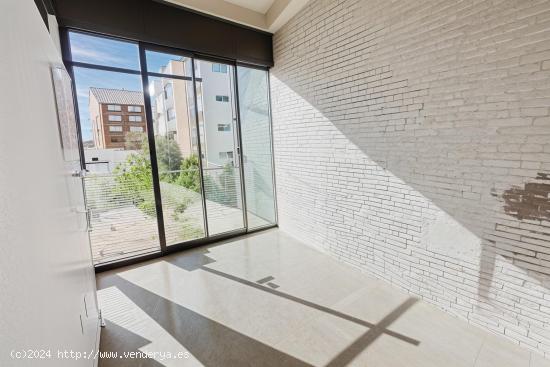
left=271, top=0, right=550, bottom=356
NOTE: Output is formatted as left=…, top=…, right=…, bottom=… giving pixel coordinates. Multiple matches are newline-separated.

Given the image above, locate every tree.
left=155, top=136, right=183, bottom=182
left=189, top=163, right=239, bottom=207
left=217, top=163, right=238, bottom=207
left=113, top=151, right=155, bottom=216
left=113, top=152, right=152, bottom=192
left=125, top=131, right=147, bottom=151
left=176, top=154, right=201, bottom=192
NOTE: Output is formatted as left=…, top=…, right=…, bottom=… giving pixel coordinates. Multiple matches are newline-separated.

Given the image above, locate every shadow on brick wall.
left=269, top=0, right=550, bottom=345
left=271, top=67, right=550, bottom=345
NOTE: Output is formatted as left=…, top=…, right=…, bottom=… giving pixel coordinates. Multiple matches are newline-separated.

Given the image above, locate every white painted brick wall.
left=271, top=0, right=550, bottom=356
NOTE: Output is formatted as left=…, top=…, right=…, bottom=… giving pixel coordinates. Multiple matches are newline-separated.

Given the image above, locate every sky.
left=69, top=32, right=188, bottom=141
left=70, top=32, right=141, bottom=141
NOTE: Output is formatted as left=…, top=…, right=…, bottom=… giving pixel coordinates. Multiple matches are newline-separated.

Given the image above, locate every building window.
left=130, top=126, right=144, bottom=132
left=128, top=105, right=142, bottom=112
left=128, top=115, right=142, bottom=122
left=219, top=151, right=234, bottom=160
left=107, top=104, right=121, bottom=111
left=167, top=108, right=176, bottom=120
left=164, top=83, right=173, bottom=100
left=217, top=123, right=231, bottom=132
left=110, top=136, right=124, bottom=143
left=108, top=115, right=122, bottom=122
left=215, top=95, right=229, bottom=102
left=109, top=126, right=123, bottom=132
left=212, top=63, right=228, bottom=73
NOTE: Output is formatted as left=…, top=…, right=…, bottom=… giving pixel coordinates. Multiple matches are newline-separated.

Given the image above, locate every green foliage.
left=137, top=199, right=157, bottom=217
left=219, top=163, right=235, bottom=183
left=84, top=175, right=117, bottom=212
left=174, top=197, right=194, bottom=215
left=113, top=152, right=153, bottom=192
left=111, top=137, right=206, bottom=241
left=159, top=181, right=197, bottom=215
left=113, top=136, right=237, bottom=232
left=155, top=136, right=183, bottom=182
left=125, top=131, right=147, bottom=151
left=113, top=152, right=156, bottom=217
left=216, top=163, right=238, bottom=207
left=178, top=221, right=204, bottom=240
left=176, top=154, right=201, bottom=192
left=200, top=163, right=239, bottom=207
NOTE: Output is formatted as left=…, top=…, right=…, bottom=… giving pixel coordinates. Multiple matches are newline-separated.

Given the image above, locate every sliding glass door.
left=236, top=66, right=277, bottom=229
left=65, top=30, right=276, bottom=266
left=144, top=50, right=207, bottom=246
left=69, top=32, right=161, bottom=265
left=194, top=59, right=245, bottom=236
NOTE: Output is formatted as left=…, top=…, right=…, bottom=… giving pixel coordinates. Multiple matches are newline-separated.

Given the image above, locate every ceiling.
left=162, top=0, right=310, bottom=33
left=224, top=0, right=275, bottom=14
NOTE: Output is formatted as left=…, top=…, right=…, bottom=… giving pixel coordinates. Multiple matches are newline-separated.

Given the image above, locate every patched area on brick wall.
left=271, top=0, right=550, bottom=357
left=503, top=174, right=550, bottom=222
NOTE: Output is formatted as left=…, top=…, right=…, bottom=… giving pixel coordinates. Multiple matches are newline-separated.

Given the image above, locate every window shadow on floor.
left=98, top=247, right=420, bottom=367
left=99, top=320, right=166, bottom=367
left=164, top=246, right=420, bottom=346
left=98, top=274, right=315, bottom=367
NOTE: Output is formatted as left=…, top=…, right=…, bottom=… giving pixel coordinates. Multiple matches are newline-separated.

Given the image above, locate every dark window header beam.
left=52, top=0, right=273, bottom=67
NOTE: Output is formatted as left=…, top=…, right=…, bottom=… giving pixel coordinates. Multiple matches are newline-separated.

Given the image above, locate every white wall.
left=0, top=1, right=99, bottom=366
left=272, top=0, right=550, bottom=357
left=85, top=148, right=138, bottom=173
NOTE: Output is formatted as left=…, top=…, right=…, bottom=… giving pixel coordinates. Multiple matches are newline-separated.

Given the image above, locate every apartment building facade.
left=150, top=59, right=196, bottom=157
left=89, top=87, right=147, bottom=149
left=196, top=62, right=238, bottom=168
left=149, top=58, right=238, bottom=168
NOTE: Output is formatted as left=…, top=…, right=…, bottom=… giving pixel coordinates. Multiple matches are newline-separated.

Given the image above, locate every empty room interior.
left=3, top=0, right=550, bottom=366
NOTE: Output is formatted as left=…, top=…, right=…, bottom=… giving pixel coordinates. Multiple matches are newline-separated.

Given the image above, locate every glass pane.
left=237, top=66, right=277, bottom=228
left=72, top=67, right=160, bottom=264
left=148, top=75, right=206, bottom=244
left=194, top=59, right=245, bottom=235
left=145, top=50, right=193, bottom=77
left=69, top=31, right=140, bottom=70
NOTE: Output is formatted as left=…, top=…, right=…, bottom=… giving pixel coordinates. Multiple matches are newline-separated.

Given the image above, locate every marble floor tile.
left=96, top=229, right=545, bottom=367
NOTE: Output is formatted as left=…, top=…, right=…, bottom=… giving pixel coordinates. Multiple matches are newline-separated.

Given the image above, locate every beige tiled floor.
left=96, top=229, right=550, bottom=367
